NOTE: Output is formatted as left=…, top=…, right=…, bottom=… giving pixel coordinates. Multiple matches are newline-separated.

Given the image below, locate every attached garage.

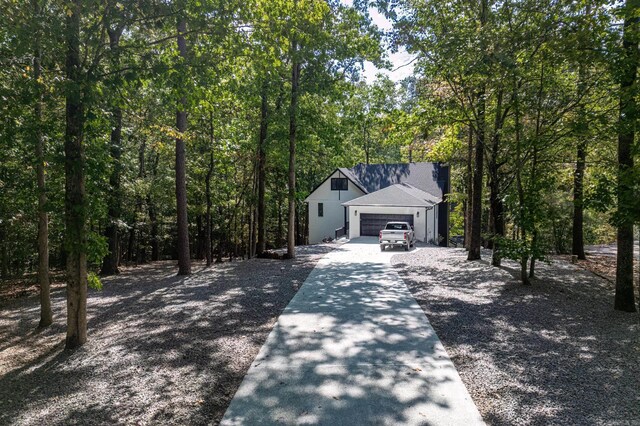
left=359, top=214, right=414, bottom=236
left=342, top=183, right=442, bottom=243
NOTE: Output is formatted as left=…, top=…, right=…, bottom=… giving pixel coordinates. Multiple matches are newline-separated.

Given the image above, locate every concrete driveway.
left=221, top=238, right=483, bottom=425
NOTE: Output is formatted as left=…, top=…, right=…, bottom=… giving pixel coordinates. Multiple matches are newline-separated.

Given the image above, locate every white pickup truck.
left=379, top=221, right=415, bottom=251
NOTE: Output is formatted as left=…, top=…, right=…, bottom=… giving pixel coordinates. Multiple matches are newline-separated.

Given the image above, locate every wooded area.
left=1, top=0, right=639, bottom=349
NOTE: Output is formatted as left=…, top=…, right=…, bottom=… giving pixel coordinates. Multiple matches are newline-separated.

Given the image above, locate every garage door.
left=360, top=214, right=414, bottom=236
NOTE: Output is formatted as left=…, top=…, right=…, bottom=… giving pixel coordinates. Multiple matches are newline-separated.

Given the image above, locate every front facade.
left=304, top=169, right=365, bottom=244
left=305, top=162, right=450, bottom=245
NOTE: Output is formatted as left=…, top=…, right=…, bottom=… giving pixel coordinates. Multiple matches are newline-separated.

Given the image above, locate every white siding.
left=426, top=207, right=435, bottom=243
left=346, top=205, right=438, bottom=243
left=305, top=170, right=365, bottom=243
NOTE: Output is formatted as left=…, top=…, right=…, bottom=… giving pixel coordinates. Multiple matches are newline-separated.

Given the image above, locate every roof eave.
left=341, top=203, right=436, bottom=208
left=305, top=168, right=367, bottom=201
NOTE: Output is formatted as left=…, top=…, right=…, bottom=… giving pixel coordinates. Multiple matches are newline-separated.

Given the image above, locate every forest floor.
left=555, top=242, right=640, bottom=286
left=392, top=246, right=640, bottom=426
left=0, top=271, right=66, bottom=300
left=0, top=243, right=336, bottom=426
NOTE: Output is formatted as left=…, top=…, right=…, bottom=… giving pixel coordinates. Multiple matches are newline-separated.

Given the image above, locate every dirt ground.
left=555, top=249, right=640, bottom=288
left=0, top=244, right=335, bottom=426
left=392, top=247, right=640, bottom=426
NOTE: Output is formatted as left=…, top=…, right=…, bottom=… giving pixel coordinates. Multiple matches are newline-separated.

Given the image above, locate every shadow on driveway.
left=222, top=241, right=482, bottom=425
left=0, top=244, right=336, bottom=425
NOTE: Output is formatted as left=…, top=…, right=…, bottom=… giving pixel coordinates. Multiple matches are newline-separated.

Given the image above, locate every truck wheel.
left=404, top=244, right=409, bottom=251
left=380, top=244, right=385, bottom=252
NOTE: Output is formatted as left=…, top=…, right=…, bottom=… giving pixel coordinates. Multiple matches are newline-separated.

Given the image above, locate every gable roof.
left=304, top=168, right=367, bottom=202
left=342, top=183, right=441, bottom=208
left=305, top=162, right=449, bottom=203
left=339, top=162, right=448, bottom=199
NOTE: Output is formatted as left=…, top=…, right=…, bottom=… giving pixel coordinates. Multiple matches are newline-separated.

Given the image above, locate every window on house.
left=318, top=202, right=324, bottom=217
left=331, top=178, right=348, bottom=191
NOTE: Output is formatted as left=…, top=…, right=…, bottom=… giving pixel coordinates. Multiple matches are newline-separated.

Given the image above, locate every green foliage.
left=87, top=231, right=109, bottom=266
left=87, top=272, right=103, bottom=291
left=1, top=0, right=637, bottom=296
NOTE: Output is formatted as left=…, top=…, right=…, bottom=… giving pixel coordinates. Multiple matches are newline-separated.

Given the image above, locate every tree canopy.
left=0, top=0, right=638, bottom=346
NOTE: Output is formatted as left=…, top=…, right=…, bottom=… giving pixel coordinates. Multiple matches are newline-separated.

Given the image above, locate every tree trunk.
left=205, top=150, right=213, bottom=266
left=513, top=74, right=530, bottom=286
left=464, top=126, right=473, bottom=250
left=467, top=0, right=488, bottom=261
left=248, top=158, right=258, bottom=258
left=572, top=136, right=587, bottom=260
left=529, top=232, right=537, bottom=278
left=615, top=0, right=639, bottom=312
left=256, top=82, right=268, bottom=256
left=126, top=221, right=135, bottom=262
left=0, top=225, right=7, bottom=279
left=527, top=62, right=546, bottom=280
left=64, top=0, right=88, bottom=349
left=195, top=214, right=204, bottom=259
left=520, top=256, right=530, bottom=286
left=572, top=8, right=590, bottom=261
left=137, top=231, right=147, bottom=264
left=148, top=196, right=159, bottom=261
left=175, top=16, right=191, bottom=275
left=488, top=176, right=505, bottom=267
left=489, top=90, right=505, bottom=267
left=572, top=4, right=593, bottom=260
left=135, top=135, right=146, bottom=264
left=277, top=195, right=284, bottom=248
left=149, top=151, right=160, bottom=261
left=467, top=90, right=485, bottom=261
left=363, top=120, right=370, bottom=165
left=34, top=0, right=52, bottom=328
left=247, top=205, right=254, bottom=259
left=295, top=204, right=301, bottom=245
left=216, top=205, right=224, bottom=263
left=287, top=44, right=301, bottom=259
left=101, top=26, right=124, bottom=276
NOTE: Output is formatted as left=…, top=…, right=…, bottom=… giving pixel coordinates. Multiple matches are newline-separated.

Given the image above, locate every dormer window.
left=331, top=178, right=348, bottom=191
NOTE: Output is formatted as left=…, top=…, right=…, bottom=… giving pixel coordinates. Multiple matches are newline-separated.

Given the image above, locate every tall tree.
left=467, top=0, right=489, bottom=261
left=175, top=11, right=191, bottom=275
left=256, top=81, right=269, bottom=256
left=64, top=0, right=88, bottom=348
left=488, top=88, right=508, bottom=267
left=464, top=127, right=473, bottom=250
left=287, top=42, right=300, bottom=259
left=33, top=0, right=52, bottom=328
left=571, top=4, right=593, bottom=261
left=614, top=0, right=639, bottom=312
left=205, top=148, right=214, bottom=266
left=101, top=12, right=125, bottom=276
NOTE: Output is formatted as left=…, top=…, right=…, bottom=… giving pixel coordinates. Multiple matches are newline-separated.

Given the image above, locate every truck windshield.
left=386, top=223, right=408, bottom=230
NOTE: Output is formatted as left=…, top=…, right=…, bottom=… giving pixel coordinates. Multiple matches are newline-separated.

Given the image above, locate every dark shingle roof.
left=338, top=162, right=448, bottom=199
left=342, top=183, right=441, bottom=207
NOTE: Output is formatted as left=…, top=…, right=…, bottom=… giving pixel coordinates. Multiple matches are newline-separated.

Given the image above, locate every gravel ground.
left=391, top=246, right=640, bottom=426
left=0, top=243, right=336, bottom=426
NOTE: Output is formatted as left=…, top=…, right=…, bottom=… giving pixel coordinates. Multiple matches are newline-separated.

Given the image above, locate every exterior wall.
left=433, top=203, right=443, bottom=245
left=305, top=170, right=365, bottom=243
left=426, top=207, right=435, bottom=243
left=346, top=205, right=438, bottom=242
left=435, top=206, right=439, bottom=243
left=437, top=201, right=448, bottom=246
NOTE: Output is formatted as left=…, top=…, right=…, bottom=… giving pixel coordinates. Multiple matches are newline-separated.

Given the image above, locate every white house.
left=305, top=162, right=450, bottom=245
